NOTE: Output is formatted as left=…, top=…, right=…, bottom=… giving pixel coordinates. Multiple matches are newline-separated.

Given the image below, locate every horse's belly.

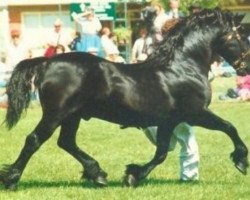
left=81, top=103, right=161, bottom=128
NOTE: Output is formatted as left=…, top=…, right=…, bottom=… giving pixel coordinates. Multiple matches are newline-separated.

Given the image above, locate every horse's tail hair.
left=5, top=57, right=48, bottom=129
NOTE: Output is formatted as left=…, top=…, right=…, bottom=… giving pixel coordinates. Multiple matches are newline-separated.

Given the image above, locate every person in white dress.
left=72, top=5, right=103, bottom=57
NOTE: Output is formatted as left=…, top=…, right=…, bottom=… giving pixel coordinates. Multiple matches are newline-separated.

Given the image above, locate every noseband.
left=225, top=24, right=250, bottom=71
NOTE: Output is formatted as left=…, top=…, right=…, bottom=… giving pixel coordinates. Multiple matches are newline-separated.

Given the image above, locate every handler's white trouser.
left=144, top=122, right=199, bottom=181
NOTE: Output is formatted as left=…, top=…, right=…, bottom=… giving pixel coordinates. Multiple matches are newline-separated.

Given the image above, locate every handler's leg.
left=174, top=123, right=199, bottom=181
left=144, top=123, right=199, bottom=181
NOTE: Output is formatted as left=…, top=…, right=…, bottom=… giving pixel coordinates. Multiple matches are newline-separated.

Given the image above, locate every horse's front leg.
left=191, top=109, right=248, bottom=175
left=123, top=123, right=175, bottom=187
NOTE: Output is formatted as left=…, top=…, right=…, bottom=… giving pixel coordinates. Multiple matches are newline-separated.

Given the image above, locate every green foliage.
left=0, top=77, right=249, bottom=199
left=159, top=0, right=245, bottom=15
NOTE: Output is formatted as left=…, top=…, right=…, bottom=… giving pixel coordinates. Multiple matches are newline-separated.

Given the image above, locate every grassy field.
left=0, top=77, right=249, bottom=200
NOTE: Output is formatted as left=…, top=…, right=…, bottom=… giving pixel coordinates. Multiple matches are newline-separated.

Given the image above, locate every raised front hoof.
left=230, top=154, right=249, bottom=175
left=234, top=158, right=249, bottom=175
left=123, top=174, right=138, bottom=187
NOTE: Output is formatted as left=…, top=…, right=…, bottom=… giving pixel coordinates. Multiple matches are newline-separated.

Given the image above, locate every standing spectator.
left=72, top=5, right=103, bottom=57
left=6, top=29, right=30, bottom=69
left=101, top=27, right=124, bottom=62
left=166, top=0, right=185, bottom=19
left=152, top=3, right=169, bottom=43
left=69, top=31, right=81, bottom=51
left=131, top=28, right=153, bottom=63
left=45, top=19, right=72, bottom=58
left=143, top=1, right=200, bottom=182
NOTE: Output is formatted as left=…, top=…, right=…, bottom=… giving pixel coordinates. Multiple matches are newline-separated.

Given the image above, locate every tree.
left=152, top=0, right=246, bottom=14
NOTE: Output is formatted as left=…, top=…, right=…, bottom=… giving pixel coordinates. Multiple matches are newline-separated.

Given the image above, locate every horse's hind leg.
left=123, top=123, right=175, bottom=187
left=191, top=109, right=249, bottom=175
left=0, top=114, right=59, bottom=190
left=57, top=115, right=107, bottom=186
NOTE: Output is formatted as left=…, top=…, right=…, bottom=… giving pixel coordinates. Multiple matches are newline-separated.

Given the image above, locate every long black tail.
left=5, top=57, right=48, bottom=129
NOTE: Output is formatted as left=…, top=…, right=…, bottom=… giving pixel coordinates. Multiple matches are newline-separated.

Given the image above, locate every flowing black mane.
left=148, top=9, right=235, bottom=66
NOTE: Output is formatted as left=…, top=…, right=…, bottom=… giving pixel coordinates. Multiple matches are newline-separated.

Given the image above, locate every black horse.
left=1, top=9, right=250, bottom=190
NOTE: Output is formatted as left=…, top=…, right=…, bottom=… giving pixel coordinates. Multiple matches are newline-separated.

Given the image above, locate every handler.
left=143, top=1, right=200, bottom=182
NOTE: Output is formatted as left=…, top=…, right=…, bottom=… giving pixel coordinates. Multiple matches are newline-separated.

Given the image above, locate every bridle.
left=225, top=23, right=250, bottom=72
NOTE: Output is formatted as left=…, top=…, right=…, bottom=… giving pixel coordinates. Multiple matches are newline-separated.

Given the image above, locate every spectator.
left=152, top=3, right=168, bottom=43
left=0, top=54, right=8, bottom=88
left=6, top=29, right=30, bottom=69
left=69, top=31, right=81, bottom=51
left=55, top=44, right=66, bottom=54
left=101, top=27, right=124, bottom=62
left=189, top=2, right=202, bottom=14
left=166, top=0, right=184, bottom=19
left=143, top=1, right=200, bottom=182
left=131, top=28, right=153, bottom=63
left=220, top=75, right=250, bottom=101
left=44, top=19, right=72, bottom=58
left=236, top=75, right=250, bottom=101
left=72, top=5, right=103, bottom=57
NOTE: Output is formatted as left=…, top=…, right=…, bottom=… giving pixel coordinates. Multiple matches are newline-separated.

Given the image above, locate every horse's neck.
left=182, top=27, right=221, bottom=70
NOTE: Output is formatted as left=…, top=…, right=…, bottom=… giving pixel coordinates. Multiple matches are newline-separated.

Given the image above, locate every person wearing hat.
left=72, top=5, right=103, bottom=57
left=6, top=29, right=29, bottom=69
left=45, top=19, right=72, bottom=57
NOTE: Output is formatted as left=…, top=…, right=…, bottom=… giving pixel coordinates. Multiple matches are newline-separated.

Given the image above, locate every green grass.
left=0, top=77, right=249, bottom=200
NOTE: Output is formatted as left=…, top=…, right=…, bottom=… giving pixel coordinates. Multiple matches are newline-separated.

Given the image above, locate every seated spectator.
left=131, top=28, right=153, bottom=63
left=101, top=27, right=125, bottom=62
left=55, top=44, right=65, bottom=54
left=235, top=75, right=250, bottom=101
left=219, top=74, right=250, bottom=101
left=45, top=19, right=72, bottom=58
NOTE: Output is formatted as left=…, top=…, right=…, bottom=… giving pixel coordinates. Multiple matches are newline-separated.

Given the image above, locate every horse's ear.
left=235, top=13, right=245, bottom=24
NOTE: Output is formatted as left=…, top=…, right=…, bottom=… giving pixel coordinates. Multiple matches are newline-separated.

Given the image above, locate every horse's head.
left=217, top=13, right=250, bottom=76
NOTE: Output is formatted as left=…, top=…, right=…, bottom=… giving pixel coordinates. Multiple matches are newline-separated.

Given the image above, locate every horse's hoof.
left=230, top=153, right=249, bottom=175
left=235, top=160, right=248, bottom=175
left=123, top=174, right=138, bottom=187
left=5, top=183, right=18, bottom=191
left=94, top=175, right=108, bottom=187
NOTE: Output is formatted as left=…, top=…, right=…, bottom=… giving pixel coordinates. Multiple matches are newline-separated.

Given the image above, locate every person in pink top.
left=236, top=75, right=250, bottom=101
